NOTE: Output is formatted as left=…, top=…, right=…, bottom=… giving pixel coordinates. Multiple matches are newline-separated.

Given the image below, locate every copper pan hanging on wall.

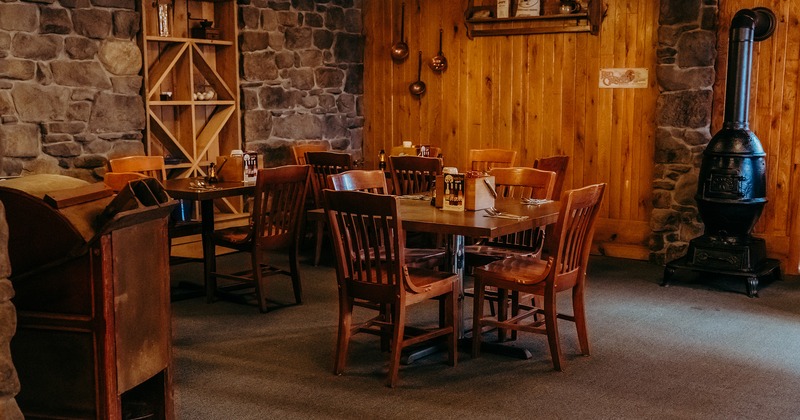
left=429, top=29, right=447, bottom=72
left=409, top=51, right=426, bottom=96
left=390, top=3, right=409, bottom=62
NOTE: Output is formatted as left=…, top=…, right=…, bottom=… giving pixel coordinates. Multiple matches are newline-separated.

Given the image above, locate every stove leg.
left=661, top=266, right=675, bottom=287
left=745, top=276, right=759, bottom=298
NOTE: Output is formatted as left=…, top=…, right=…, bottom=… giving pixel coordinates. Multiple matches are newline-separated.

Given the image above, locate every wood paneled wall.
left=714, top=1, right=800, bottom=273
left=363, top=0, right=660, bottom=259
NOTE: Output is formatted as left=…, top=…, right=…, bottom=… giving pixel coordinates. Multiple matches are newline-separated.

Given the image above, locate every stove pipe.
left=695, top=7, right=776, bottom=241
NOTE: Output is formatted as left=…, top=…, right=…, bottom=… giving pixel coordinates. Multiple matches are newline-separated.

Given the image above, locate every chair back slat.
left=291, top=142, right=331, bottom=165
left=388, top=156, right=442, bottom=196
left=252, top=165, right=310, bottom=250
left=325, top=190, right=406, bottom=302
left=327, top=170, right=388, bottom=194
left=468, top=149, right=517, bottom=172
left=534, top=155, right=569, bottom=198
left=488, top=167, right=556, bottom=249
left=108, top=155, right=167, bottom=180
left=306, top=151, right=352, bottom=207
left=551, top=184, right=605, bottom=286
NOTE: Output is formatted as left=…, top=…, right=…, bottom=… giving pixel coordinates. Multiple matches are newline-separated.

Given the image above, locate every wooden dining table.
left=163, top=177, right=255, bottom=302
left=310, top=195, right=560, bottom=360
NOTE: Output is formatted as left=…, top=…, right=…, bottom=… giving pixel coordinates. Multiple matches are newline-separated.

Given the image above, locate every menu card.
left=442, top=173, right=465, bottom=212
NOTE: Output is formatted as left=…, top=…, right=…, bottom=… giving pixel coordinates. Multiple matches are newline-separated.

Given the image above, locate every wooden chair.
left=327, top=170, right=446, bottom=269
left=306, top=151, right=353, bottom=266
left=534, top=155, right=570, bottom=198
left=291, top=141, right=331, bottom=165
left=105, top=155, right=167, bottom=192
left=387, top=155, right=442, bottom=195
left=472, top=183, right=606, bottom=370
left=468, top=148, right=517, bottom=172
left=324, top=189, right=458, bottom=387
left=209, top=165, right=310, bottom=312
left=465, top=167, right=556, bottom=267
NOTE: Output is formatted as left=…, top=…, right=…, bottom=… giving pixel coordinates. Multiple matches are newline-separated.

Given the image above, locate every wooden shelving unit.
left=465, top=0, right=603, bottom=37
left=138, top=0, right=241, bottom=182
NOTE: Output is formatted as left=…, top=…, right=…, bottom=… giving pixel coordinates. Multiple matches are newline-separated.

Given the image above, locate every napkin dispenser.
left=216, top=150, right=259, bottom=184
left=435, top=174, right=495, bottom=211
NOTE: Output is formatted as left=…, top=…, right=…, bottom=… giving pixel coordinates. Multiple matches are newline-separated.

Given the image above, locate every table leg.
left=200, top=199, right=216, bottom=303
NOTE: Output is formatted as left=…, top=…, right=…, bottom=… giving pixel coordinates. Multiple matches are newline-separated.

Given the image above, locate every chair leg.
left=252, top=250, right=268, bottom=313
left=334, top=296, right=354, bottom=375
left=314, top=220, right=324, bottom=266
left=471, top=278, right=485, bottom=358
left=572, top=285, right=590, bottom=356
left=289, top=242, right=303, bottom=304
left=380, top=303, right=391, bottom=352
left=544, top=292, right=563, bottom=371
left=387, top=304, right=406, bottom=388
left=510, top=290, right=520, bottom=341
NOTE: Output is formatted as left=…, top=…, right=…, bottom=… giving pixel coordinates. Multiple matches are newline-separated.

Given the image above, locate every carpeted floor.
left=170, top=253, right=800, bottom=419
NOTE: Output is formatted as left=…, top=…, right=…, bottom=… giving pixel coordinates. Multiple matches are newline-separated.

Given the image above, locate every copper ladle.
left=390, top=3, right=409, bottom=62
left=409, top=51, right=426, bottom=96
left=429, top=29, right=447, bottom=72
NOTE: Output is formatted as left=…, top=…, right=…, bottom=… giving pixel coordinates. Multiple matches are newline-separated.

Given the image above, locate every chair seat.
left=474, top=256, right=550, bottom=285
left=406, top=266, right=457, bottom=291
left=405, top=247, right=446, bottom=269
left=212, top=225, right=253, bottom=247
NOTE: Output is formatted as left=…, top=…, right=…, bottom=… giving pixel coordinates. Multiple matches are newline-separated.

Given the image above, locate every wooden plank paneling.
left=362, top=0, right=658, bottom=259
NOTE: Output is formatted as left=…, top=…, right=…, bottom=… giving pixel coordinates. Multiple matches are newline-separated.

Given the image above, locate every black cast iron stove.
left=663, top=7, right=782, bottom=297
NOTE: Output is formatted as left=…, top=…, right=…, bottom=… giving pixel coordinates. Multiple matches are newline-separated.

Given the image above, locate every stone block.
left=65, top=37, right=100, bottom=60
left=0, top=3, right=38, bottom=32
left=344, top=64, right=363, bottom=94
left=313, top=29, right=334, bottom=49
left=99, top=40, right=141, bottom=75
left=323, top=114, right=347, bottom=139
left=278, top=11, right=299, bottom=27
left=344, top=9, right=361, bottom=33
left=73, top=8, right=113, bottom=39
left=84, top=138, right=111, bottom=153
left=272, top=113, right=324, bottom=139
left=241, top=7, right=260, bottom=30
left=334, top=33, right=363, bottom=63
left=44, top=133, right=74, bottom=144
left=657, top=65, right=714, bottom=91
left=52, top=60, right=113, bottom=89
left=673, top=171, right=698, bottom=205
left=73, top=153, right=108, bottom=168
left=40, top=7, right=72, bottom=34
left=650, top=208, right=680, bottom=232
left=92, top=0, right=135, bottom=9
left=324, top=6, right=345, bottom=30
left=11, top=83, right=70, bottom=122
left=297, top=49, right=322, bottom=67
left=0, top=91, right=11, bottom=116
left=292, top=0, right=315, bottom=11
left=43, top=141, right=82, bottom=157
left=299, top=95, right=318, bottom=108
left=677, top=30, right=716, bottom=68
left=241, top=87, right=259, bottom=110
left=113, top=10, right=140, bottom=39
left=658, top=0, right=700, bottom=25
left=654, top=128, right=692, bottom=164
left=285, top=27, right=312, bottom=49
left=242, top=51, right=278, bottom=81
left=244, top=109, right=273, bottom=141
left=336, top=93, right=355, bottom=114
left=88, top=92, right=145, bottom=132
left=260, top=85, right=301, bottom=109
left=304, top=13, right=323, bottom=28
left=315, top=67, right=344, bottom=88
left=11, top=32, right=63, bottom=61
left=36, top=62, right=54, bottom=85
left=287, top=68, right=314, bottom=90
left=262, top=9, right=279, bottom=31
left=60, top=0, right=92, bottom=7
left=0, top=59, right=36, bottom=81
left=45, top=121, right=87, bottom=134
left=275, top=50, right=296, bottom=68
left=656, top=90, right=712, bottom=129
left=241, top=31, right=270, bottom=52
left=0, top=124, right=40, bottom=158
left=267, top=0, right=291, bottom=10
left=110, top=76, right=142, bottom=95
left=268, top=31, right=285, bottom=50
left=108, top=139, right=145, bottom=157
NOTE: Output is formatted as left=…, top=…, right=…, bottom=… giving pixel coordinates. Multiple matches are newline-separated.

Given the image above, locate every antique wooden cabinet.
left=0, top=175, right=176, bottom=419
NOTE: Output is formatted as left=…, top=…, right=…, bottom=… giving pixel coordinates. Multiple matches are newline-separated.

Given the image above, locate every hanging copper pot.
left=409, top=51, right=426, bottom=96
left=390, top=3, right=409, bottom=62
left=429, top=29, right=447, bottom=72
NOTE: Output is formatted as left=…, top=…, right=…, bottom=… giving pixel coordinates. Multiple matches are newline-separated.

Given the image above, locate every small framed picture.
left=497, top=0, right=511, bottom=18
left=515, top=0, right=541, bottom=16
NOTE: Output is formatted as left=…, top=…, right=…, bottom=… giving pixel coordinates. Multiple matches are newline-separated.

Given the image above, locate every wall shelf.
left=465, top=0, right=603, bottom=37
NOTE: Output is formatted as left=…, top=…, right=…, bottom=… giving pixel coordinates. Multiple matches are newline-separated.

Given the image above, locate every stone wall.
left=0, top=203, right=23, bottom=419
left=0, top=0, right=146, bottom=181
left=0, top=0, right=365, bottom=177
left=651, top=0, right=718, bottom=264
left=239, top=0, right=364, bottom=166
